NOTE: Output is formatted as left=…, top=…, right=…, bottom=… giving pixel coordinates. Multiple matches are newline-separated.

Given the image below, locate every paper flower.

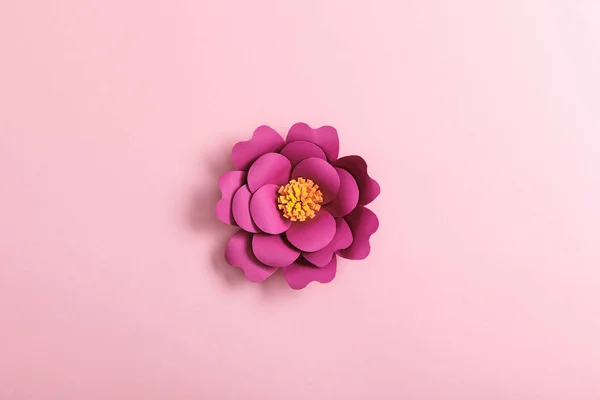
left=216, top=123, right=380, bottom=289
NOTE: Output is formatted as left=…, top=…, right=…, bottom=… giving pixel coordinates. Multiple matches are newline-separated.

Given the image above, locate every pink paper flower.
left=216, top=123, right=380, bottom=289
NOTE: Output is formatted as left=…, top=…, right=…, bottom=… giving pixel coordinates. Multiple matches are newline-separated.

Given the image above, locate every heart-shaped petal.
left=225, top=230, right=277, bottom=282
left=286, top=122, right=339, bottom=161
left=232, top=125, right=285, bottom=170
left=334, top=155, right=380, bottom=206
left=215, top=170, right=247, bottom=225
left=282, top=257, right=337, bottom=290
left=337, top=206, right=379, bottom=260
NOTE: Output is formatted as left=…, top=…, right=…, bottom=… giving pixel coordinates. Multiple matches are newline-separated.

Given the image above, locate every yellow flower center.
left=277, top=177, right=323, bottom=222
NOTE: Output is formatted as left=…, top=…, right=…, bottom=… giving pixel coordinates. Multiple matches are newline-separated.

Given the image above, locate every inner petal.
left=285, top=210, right=336, bottom=252
left=247, top=153, right=291, bottom=193
left=250, top=184, right=292, bottom=234
left=303, top=217, right=353, bottom=267
left=326, top=168, right=359, bottom=217
left=291, top=157, right=340, bottom=204
left=232, top=184, right=260, bottom=233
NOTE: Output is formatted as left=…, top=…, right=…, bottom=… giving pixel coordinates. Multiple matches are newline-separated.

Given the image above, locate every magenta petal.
left=225, top=231, right=277, bottom=282
left=215, top=170, right=247, bottom=225
left=303, top=218, right=353, bottom=267
left=232, top=185, right=260, bottom=233
left=291, top=157, right=340, bottom=204
left=286, top=122, right=340, bottom=161
left=327, top=168, right=359, bottom=217
left=334, top=155, right=380, bottom=205
left=252, top=234, right=300, bottom=267
left=285, top=210, right=336, bottom=252
left=247, top=153, right=291, bottom=193
left=250, top=184, right=292, bottom=234
left=282, top=257, right=337, bottom=290
left=337, top=206, right=379, bottom=260
left=231, top=125, right=285, bottom=170
left=279, top=140, right=327, bottom=168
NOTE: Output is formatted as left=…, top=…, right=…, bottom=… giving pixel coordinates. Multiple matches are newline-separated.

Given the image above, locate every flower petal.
left=337, top=206, right=379, bottom=260
left=334, top=155, right=380, bottom=205
left=225, top=230, right=277, bottom=282
left=279, top=140, right=327, bottom=168
left=215, top=170, right=247, bottom=225
left=326, top=168, right=359, bottom=217
left=247, top=153, right=291, bottom=193
left=303, top=218, right=353, bottom=267
left=282, top=257, right=337, bottom=290
left=250, top=184, right=292, bottom=234
left=252, top=234, right=300, bottom=267
left=285, top=210, right=336, bottom=252
left=232, top=185, right=260, bottom=233
left=286, top=122, right=339, bottom=161
left=291, top=157, right=340, bottom=204
left=232, top=125, right=285, bottom=170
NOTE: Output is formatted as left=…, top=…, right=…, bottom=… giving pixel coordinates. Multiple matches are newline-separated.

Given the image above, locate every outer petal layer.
left=303, top=218, right=353, bottom=267
left=216, top=171, right=247, bottom=225
left=247, top=153, right=291, bottom=193
left=282, top=257, right=337, bottom=290
left=252, top=234, right=300, bottom=267
left=337, top=206, right=379, bottom=260
left=285, top=210, right=336, bottom=252
left=334, top=155, right=380, bottom=205
left=291, top=157, right=340, bottom=204
left=225, top=230, right=277, bottom=282
left=250, top=184, right=292, bottom=234
left=286, top=122, right=339, bottom=161
left=232, top=125, right=285, bottom=170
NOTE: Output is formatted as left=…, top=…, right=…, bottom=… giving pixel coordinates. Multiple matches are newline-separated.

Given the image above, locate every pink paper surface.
left=1, top=1, right=600, bottom=399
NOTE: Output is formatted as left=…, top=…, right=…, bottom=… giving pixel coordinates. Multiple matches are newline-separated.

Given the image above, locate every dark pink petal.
left=337, top=206, right=379, bottom=260
left=282, top=257, right=337, bottom=290
left=285, top=210, right=336, bottom=252
left=232, top=185, right=260, bottom=233
left=247, top=153, right=291, bottom=193
left=326, top=168, right=359, bottom=217
left=291, top=157, right=340, bottom=204
left=286, top=122, right=339, bottom=161
left=334, top=155, right=380, bottom=205
left=279, top=140, right=327, bottom=168
left=231, top=125, right=285, bottom=170
left=215, top=171, right=247, bottom=225
left=250, top=184, right=292, bottom=234
left=225, top=230, right=277, bottom=282
left=252, top=234, right=300, bottom=267
left=303, top=218, right=353, bottom=267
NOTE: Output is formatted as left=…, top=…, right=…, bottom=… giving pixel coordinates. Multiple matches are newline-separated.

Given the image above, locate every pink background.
left=1, top=1, right=600, bottom=399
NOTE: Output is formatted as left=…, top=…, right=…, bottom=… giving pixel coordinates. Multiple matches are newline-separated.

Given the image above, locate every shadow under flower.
left=188, top=140, right=248, bottom=287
